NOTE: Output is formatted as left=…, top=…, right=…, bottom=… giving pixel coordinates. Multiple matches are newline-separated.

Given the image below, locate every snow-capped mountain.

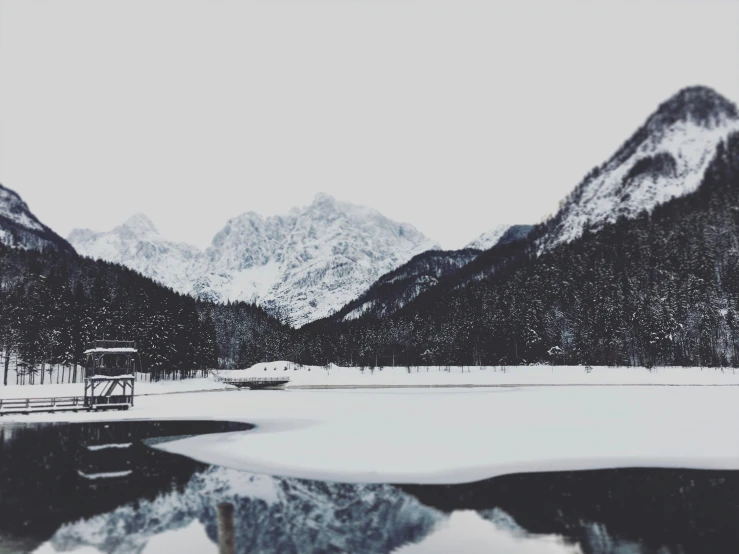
left=465, top=225, right=511, bottom=250
left=466, top=224, right=533, bottom=251
left=68, top=214, right=203, bottom=294
left=69, top=194, right=437, bottom=326
left=539, top=86, right=739, bottom=251
left=0, top=183, right=74, bottom=253
left=195, top=193, right=438, bottom=325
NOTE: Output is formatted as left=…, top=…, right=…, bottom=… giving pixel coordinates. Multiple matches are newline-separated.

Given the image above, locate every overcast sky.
left=1, top=0, right=738, bottom=250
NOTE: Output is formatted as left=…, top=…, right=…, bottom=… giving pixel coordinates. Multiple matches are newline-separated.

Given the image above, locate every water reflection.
left=0, top=420, right=251, bottom=552
left=394, top=510, right=580, bottom=554
left=401, top=468, right=739, bottom=554
left=41, top=465, right=440, bottom=554
left=1, top=422, right=737, bottom=554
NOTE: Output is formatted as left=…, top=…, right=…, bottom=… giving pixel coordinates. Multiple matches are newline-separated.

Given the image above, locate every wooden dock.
left=0, top=395, right=130, bottom=415
left=214, top=376, right=290, bottom=390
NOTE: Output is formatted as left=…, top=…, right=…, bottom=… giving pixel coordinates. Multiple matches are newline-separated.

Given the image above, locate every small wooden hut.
left=83, top=340, right=139, bottom=410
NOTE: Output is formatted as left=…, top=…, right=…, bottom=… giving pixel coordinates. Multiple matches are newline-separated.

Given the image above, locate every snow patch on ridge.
left=465, top=224, right=511, bottom=250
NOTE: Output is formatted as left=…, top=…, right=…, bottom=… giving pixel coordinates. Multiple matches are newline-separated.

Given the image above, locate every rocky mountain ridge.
left=69, top=194, right=438, bottom=326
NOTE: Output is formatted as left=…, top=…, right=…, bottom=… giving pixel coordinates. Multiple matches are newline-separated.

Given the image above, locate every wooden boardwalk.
left=0, top=395, right=130, bottom=415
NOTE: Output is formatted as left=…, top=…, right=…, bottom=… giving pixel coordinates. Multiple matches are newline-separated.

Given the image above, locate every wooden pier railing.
left=0, top=395, right=130, bottom=415
left=0, top=396, right=84, bottom=414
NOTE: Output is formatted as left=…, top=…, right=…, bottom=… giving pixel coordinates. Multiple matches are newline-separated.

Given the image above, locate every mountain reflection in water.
left=1, top=422, right=737, bottom=554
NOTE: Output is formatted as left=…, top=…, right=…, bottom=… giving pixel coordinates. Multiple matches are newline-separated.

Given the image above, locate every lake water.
left=0, top=421, right=737, bottom=553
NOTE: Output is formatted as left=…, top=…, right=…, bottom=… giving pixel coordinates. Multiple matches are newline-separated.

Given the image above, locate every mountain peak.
left=648, top=86, right=738, bottom=130
left=227, top=211, right=264, bottom=226
left=309, top=192, right=341, bottom=215
left=312, top=192, right=336, bottom=205
left=538, top=86, right=739, bottom=251
left=0, top=183, right=24, bottom=205
left=69, top=213, right=201, bottom=295
left=119, top=213, right=158, bottom=235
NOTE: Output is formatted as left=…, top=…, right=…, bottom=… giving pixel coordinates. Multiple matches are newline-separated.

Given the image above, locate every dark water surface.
left=0, top=421, right=737, bottom=554
left=0, top=420, right=252, bottom=553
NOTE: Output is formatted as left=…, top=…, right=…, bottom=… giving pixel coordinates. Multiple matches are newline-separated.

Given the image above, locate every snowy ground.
left=2, top=378, right=738, bottom=485
left=218, top=362, right=739, bottom=387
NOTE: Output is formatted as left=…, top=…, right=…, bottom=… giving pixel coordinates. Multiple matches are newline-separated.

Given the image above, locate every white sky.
left=0, top=0, right=738, bottom=250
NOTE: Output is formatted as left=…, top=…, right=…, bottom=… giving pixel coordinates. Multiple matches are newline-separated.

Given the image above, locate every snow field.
left=5, top=364, right=739, bottom=401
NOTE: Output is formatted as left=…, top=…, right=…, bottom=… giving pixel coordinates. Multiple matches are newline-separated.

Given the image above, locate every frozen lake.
left=1, top=383, right=738, bottom=552
left=1, top=419, right=738, bottom=554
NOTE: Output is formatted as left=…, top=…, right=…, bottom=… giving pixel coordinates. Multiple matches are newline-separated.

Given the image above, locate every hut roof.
left=83, top=347, right=138, bottom=354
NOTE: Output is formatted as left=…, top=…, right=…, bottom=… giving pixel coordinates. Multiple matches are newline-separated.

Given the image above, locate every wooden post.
left=217, top=502, right=235, bottom=554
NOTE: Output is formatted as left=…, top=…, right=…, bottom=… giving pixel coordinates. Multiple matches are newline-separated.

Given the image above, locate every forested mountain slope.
left=0, top=242, right=292, bottom=384
left=319, top=225, right=534, bottom=325
left=297, top=132, right=739, bottom=368
left=322, top=249, right=481, bottom=323
left=308, top=87, right=735, bottom=334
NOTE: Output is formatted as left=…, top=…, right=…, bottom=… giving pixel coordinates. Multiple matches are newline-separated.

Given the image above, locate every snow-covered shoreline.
left=0, top=376, right=228, bottom=399
left=3, top=364, right=739, bottom=400
left=218, top=362, right=739, bottom=387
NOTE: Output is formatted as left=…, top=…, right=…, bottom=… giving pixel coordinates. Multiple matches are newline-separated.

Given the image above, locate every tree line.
left=0, top=244, right=291, bottom=385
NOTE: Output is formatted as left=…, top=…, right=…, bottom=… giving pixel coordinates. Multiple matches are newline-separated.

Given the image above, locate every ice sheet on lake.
left=3, top=378, right=739, bottom=486
left=155, top=386, right=739, bottom=484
